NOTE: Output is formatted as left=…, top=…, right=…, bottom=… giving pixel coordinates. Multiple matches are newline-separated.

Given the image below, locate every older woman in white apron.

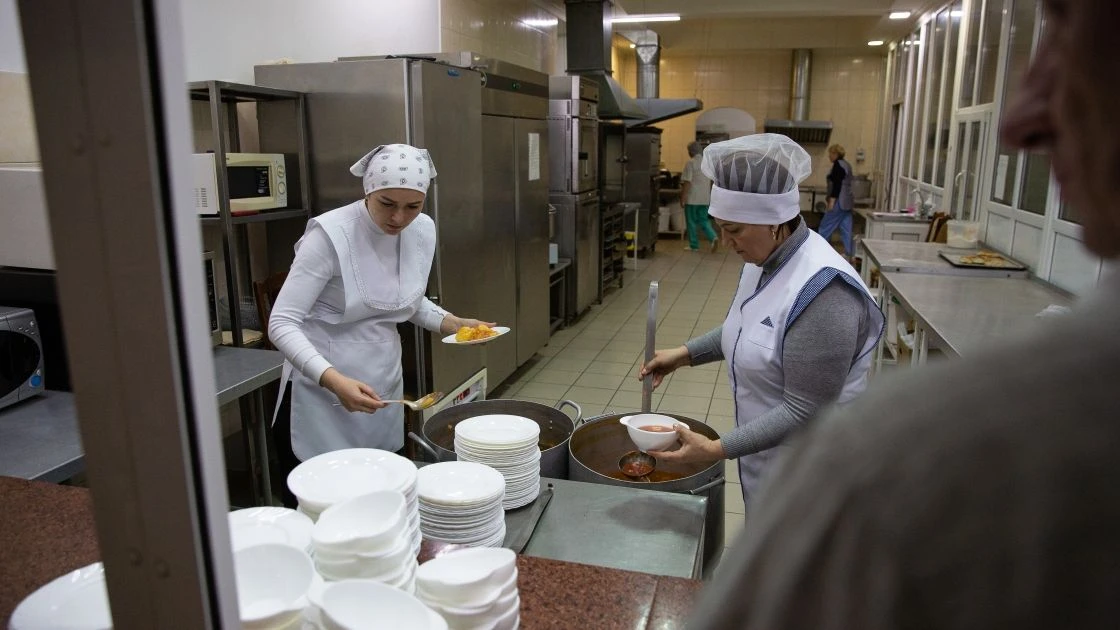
left=640, top=134, right=884, bottom=509
left=269, top=144, right=492, bottom=465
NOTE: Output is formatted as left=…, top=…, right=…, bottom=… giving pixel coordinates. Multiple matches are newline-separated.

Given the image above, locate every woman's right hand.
left=320, top=368, right=387, bottom=413
left=638, top=346, right=691, bottom=389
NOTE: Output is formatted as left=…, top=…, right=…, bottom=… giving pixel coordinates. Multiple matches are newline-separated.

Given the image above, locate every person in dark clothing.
left=818, top=144, right=855, bottom=259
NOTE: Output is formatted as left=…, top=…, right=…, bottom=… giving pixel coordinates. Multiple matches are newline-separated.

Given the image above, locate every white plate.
left=454, top=415, right=540, bottom=447
left=10, top=562, right=111, bottom=630
left=229, top=507, right=314, bottom=552
left=288, top=448, right=417, bottom=510
left=417, top=461, right=505, bottom=506
left=441, top=326, right=511, bottom=346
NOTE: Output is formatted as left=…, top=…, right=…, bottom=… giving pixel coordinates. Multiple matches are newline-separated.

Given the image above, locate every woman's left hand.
left=440, top=315, right=498, bottom=336
left=648, top=424, right=725, bottom=464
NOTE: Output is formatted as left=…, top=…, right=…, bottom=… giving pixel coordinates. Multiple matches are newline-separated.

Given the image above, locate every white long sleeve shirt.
left=268, top=211, right=447, bottom=385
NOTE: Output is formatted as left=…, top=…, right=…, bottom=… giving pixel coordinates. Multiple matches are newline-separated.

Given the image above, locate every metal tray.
left=938, top=250, right=1028, bottom=270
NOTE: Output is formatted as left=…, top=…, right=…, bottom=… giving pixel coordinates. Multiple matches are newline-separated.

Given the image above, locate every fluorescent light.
left=521, top=18, right=558, bottom=28
left=629, top=43, right=636, bottom=48
left=950, top=9, right=963, bottom=17
left=611, top=14, right=681, bottom=23
left=889, top=11, right=912, bottom=19
left=867, top=40, right=885, bottom=46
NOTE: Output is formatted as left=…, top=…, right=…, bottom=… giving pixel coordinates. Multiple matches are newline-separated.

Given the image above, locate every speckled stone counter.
left=1, top=476, right=704, bottom=628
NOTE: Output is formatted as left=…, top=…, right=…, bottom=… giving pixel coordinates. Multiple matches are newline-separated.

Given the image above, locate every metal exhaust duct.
left=790, top=48, right=811, bottom=121
left=636, top=40, right=660, bottom=98
left=764, top=49, right=833, bottom=144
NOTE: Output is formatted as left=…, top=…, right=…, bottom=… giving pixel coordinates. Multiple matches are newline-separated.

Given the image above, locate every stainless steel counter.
left=880, top=272, right=1073, bottom=364
left=0, top=347, right=283, bottom=498
left=860, top=239, right=1030, bottom=281
left=504, top=478, right=707, bottom=579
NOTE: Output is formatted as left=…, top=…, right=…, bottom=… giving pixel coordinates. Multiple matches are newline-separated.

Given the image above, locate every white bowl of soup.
left=619, top=414, right=685, bottom=452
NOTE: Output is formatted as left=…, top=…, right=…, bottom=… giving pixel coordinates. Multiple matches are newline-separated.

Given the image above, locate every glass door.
left=949, top=110, right=992, bottom=221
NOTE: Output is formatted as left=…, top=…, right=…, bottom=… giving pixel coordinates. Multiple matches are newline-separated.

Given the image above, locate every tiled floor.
left=493, top=240, right=749, bottom=569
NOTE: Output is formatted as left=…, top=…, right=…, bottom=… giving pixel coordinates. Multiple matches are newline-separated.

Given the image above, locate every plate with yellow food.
left=441, top=324, right=510, bottom=345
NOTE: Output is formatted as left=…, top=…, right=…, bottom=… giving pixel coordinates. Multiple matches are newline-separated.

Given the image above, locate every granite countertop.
left=0, top=476, right=703, bottom=628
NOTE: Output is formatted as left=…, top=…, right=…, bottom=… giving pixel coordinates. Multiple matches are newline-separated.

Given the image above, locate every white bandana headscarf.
left=701, top=133, right=812, bottom=225
left=349, top=144, right=438, bottom=195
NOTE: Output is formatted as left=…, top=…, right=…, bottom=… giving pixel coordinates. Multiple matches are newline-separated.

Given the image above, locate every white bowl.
left=416, top=548, right=515, bottom=607
left=233, top=544, right=315, bottom=629
left=288, top=448, right=418, bottom=513
left=229, top=507, right=314, bottom=553
left=9, top=562, right=112, bottom=630
left=482, top=597, right=520, bottom=630
left=312, top=491, right=407, bottom=553
left=320, top=580, right=435, bottom=630
left=619, top=414, right=684, bottom=452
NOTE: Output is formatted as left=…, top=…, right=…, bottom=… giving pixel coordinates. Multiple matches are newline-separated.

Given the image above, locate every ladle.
left=618, top=451, right=656, bottom=482
left=333, top=391, right=442, bottom=410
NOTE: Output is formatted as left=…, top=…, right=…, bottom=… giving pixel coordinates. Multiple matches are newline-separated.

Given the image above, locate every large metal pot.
left=568, top=413, right=725, bottom=569
left=409, top=399, right=582, bottom=480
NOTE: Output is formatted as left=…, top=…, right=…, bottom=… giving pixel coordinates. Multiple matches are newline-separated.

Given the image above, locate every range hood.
left=764, top=49, right=833, bottom=144
left=565, top=0, right=701, bottom=124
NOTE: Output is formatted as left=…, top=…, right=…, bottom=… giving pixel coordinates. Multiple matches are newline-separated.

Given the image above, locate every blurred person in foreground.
left=688, top=1, right=1120, bottom=628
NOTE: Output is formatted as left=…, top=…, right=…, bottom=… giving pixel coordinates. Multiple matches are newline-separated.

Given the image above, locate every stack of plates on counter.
left=417, top=461, right=507, bottom=548
left=228, top=507, right=314, bottom=554
left=454, top=415, right=541, bottom=510
left=288, top=448, right=421, bottom=557
left=416, top=548, right=520, bottom=630
left=310, top=491, right=418, bottom=592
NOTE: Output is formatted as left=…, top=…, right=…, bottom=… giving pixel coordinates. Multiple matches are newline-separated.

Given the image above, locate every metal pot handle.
left=408, top=432, right=442, bottom=463
left=687, top=476, right=726, bottom=495
left=555, top=399, right=584, bottom=426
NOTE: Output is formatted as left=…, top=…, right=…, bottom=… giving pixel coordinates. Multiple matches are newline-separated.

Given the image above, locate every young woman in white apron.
left=639, top=134, right=884, bottom=510
left=268, top=144, right=492, bottom=475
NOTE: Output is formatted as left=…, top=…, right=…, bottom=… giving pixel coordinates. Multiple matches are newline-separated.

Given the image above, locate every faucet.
left=910, top=189, right=934, bottom=218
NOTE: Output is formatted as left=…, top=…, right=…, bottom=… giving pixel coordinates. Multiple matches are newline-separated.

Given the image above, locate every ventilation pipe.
left=763, top=48, right=833, bottom=143
left=635, top=36, right=660, bottom=98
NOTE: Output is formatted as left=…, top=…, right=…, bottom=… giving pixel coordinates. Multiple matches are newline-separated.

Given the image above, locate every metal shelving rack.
left=601, top=203, right=626, bottom=296
left=189, top=81, right=312, bottom=347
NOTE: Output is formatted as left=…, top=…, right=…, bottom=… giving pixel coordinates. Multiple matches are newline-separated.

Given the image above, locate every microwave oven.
left=193, top=152, right=288, bottom=215
left=203, top=252, right=222, bottom=346
left=0, top=306, right=45, bottom=411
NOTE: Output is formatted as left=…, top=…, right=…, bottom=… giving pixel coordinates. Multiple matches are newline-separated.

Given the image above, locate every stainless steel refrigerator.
left=624, top=127, right=662, bottom=255
left=255, top=57, right=487, bottom=400
left=431, top=54, right=550, bottom=388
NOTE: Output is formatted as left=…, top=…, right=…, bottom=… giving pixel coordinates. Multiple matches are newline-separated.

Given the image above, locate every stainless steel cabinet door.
left=480, top=116, right=518, bottom=388
left=515, top=119, right=550, bottom=366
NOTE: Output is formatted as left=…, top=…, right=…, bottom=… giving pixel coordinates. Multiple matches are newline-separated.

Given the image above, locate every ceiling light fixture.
left=867, top=40, right=885, bottom=46
left=611, top=14, right=681, bottom=24
left=889, top=11, right=912, bottom=19
left=950, top=9, right=963, bottom=17
left=629, top=43, right=636, bottom=48
left=521, top=18, right=559, bottom=28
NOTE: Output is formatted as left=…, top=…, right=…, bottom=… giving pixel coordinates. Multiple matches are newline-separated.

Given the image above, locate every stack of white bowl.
left=417, top=461, right=507, bottom=548
left=310, top=491, right=418, bottom=593
left=229, top=506, right=314, bottom=554
left=287, top=448, right=421, bottom=557
left=233, top=543, right=318, bottom=630
left=453, top=415, right=541, bottom=510
left=416, top=548, right=520, bottom=630
left=309, top=579, right=448, bottom=630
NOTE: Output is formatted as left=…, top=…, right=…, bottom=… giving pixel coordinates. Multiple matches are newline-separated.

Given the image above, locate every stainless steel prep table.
left=878, top=272, right=1073, bottom=366
left=0, top=347, right=283, bottom=502
left=504, top=477, right=707, bottom=580
left=860, top=239, right=1031, bottom=284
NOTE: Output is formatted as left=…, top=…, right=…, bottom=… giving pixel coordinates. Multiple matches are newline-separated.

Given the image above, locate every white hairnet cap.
left=701, top=133, right=812, bottom=224
left=350, top=143, right=437, bottom=196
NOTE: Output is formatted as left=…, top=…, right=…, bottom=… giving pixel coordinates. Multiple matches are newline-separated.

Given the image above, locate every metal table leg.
left=239, top=397, right=263, bottom=505
left=253, top=389, right=274, bottom=506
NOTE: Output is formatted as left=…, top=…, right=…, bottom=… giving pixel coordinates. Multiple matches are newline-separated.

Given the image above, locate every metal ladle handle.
left=642, top=281, right=659, bottom=414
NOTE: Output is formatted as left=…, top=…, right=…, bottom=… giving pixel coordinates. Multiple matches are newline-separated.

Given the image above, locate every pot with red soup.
left=567, top=412, right=725, bottom=569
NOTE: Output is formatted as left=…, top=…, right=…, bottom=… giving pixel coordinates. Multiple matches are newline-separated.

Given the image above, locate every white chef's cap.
left=350, top=144, right=438, bottom=196
left=701, top=133, right=812, bottom=224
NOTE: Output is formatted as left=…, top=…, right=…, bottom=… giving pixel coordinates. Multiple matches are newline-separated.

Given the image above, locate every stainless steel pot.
left=568, top=412, right=725, bottom=569
left=408, top=399, right=582, bottom=480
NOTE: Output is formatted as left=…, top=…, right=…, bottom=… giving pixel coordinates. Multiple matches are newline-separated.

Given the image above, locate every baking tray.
left=938, top=250, right=1028, bottom=270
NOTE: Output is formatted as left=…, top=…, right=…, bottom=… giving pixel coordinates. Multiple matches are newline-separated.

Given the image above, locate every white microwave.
left=193, top=152, right=288, bottom=215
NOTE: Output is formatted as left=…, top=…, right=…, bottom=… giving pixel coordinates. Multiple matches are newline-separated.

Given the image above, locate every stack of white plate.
left=288, top=448, right=421, bottom=557
left=453, top=415, right=541, bottom=510
left=310, top=491, right=418, bottom=593
left=416, top=548, right=520, bottom=630
left=417, top=461, right=507, bottom=548
left=229, top=507, right=314, bottom=554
